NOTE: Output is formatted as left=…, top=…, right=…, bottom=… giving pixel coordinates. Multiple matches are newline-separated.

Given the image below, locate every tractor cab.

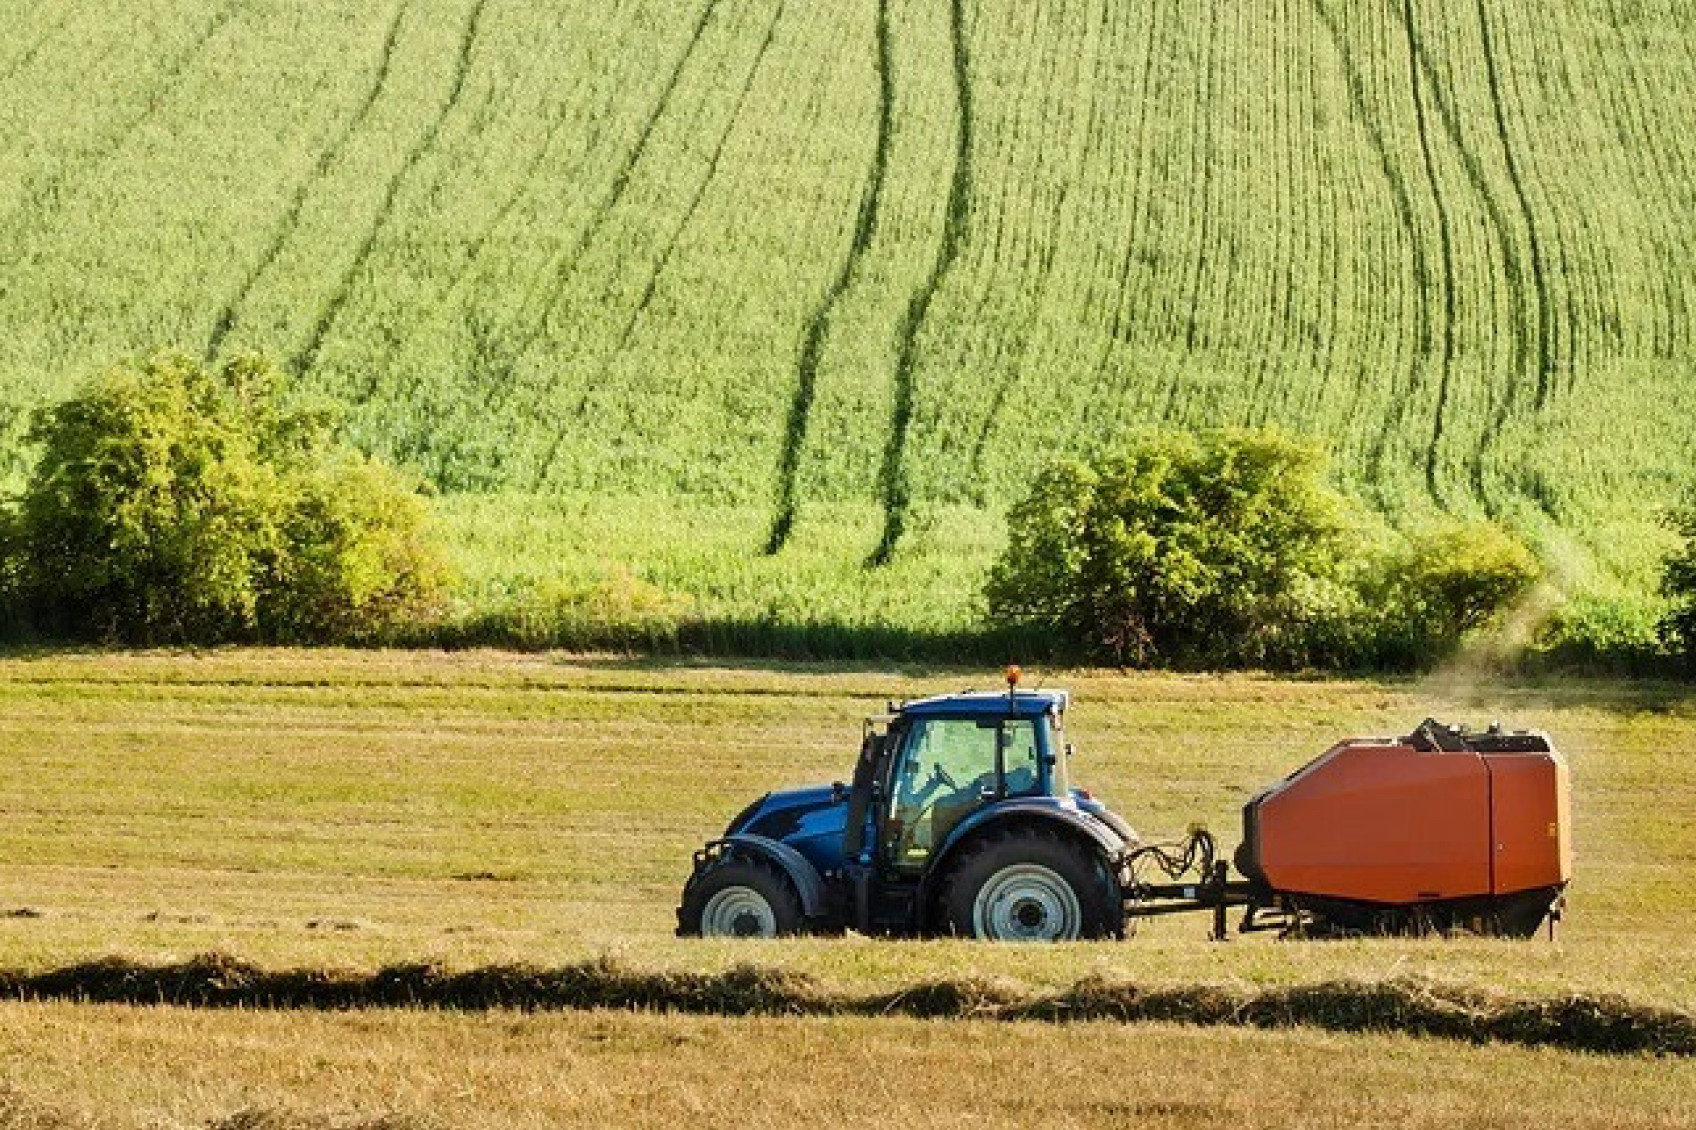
left=854, top=690, right=1071, bottom=876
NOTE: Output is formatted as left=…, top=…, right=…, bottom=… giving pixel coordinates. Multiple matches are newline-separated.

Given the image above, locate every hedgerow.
left=0, top=353, right=449, bottom=644
left=1660, top=488, right=1696, bottom=674
left=986, top=429, right=1540, bottom=670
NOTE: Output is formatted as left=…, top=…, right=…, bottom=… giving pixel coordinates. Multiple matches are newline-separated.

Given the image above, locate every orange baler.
left=1230, top=720, right=1571, bottom=936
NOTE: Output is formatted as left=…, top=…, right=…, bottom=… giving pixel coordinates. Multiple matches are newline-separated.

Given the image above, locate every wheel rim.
left=700, top=886, right=777, bottom=938
left=971, top=863, right=1081, bottom=942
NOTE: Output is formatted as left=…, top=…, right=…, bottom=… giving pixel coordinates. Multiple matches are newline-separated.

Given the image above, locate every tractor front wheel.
left=938, top=828, right=1118, bottom=942
left=678, top=855, right=805, bottom=938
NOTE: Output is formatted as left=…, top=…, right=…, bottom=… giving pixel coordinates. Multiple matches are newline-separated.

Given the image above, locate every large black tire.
left=937, top=827, right=1120, bottom=941
left=677, top=855, right=806, bottom=938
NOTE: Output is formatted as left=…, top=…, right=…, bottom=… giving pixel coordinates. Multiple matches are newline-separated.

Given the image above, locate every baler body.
left=1236, top=723, right=1570, bottom=935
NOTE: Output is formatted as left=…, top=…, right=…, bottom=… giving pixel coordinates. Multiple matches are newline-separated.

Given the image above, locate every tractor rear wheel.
left=678, top=855, right=805, bottom=938
left=938, top=828, right=1118, bottom=942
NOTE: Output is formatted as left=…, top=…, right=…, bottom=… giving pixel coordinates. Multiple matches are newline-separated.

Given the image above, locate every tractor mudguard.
left=1077, top=801, right=1140, bottom=849
left=916, top=800, right=1129, bottom=924
left=706, top=833, right=829, bottom=920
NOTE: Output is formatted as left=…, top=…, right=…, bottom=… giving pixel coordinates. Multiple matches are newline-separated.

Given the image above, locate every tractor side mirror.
left=1065, top=743, right=1076, bottom=759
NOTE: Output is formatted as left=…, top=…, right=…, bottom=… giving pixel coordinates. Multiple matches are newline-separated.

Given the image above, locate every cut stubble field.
left=0, top=650, right=1693, bottom=1126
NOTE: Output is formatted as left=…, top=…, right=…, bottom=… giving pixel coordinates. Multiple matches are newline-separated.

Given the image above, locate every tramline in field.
left=678, top=668, right=1572, bottom=941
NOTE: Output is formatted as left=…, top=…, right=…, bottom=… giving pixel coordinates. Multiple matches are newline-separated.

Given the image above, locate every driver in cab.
left=896, top=720, right=1039, bottom=858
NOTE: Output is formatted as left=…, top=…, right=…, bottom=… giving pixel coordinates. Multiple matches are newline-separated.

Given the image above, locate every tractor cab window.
left=886, top=717, right=1042, bottom=872
left=1002, top=722, right=1041, bottom=794
left=1046, top=714, right=1070, bottom=796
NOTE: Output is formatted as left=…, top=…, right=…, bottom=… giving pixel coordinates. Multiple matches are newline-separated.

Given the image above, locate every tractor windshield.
left=886, top=717, right=1045, bottom=872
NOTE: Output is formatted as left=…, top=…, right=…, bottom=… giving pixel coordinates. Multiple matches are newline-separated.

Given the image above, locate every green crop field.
left=1, top=652, right=1695, bottom=1125
left=2, top=0, right=1695, bottom=653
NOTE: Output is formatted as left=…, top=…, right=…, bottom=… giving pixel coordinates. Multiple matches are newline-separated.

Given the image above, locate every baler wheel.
left=938, top=827, right=1117, bottom=942
left=678, top=855, right=804, bottom=938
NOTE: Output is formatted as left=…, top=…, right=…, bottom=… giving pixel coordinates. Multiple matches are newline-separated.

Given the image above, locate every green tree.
left=987, top=429, right=1544, bottom=670
left=1, top=352, right=449, bottom=644
left=1660, top=490, right=1696, bottom=672
left=264, top=454, right=451, bottom=642
left=986, top=428, right=1352, bottom=667
left=1357, top=521, right=1543, bottom=668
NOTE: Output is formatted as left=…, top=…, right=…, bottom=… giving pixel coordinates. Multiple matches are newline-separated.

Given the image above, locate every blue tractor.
left=677, top=675, right=1143, bottom=941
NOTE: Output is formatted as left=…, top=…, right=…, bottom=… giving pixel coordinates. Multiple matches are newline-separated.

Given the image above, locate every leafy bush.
left=1353, top=521, right=1543, bottom=668
left=263, top=454, right=452, bottom=642
left=985, top=428, right=1352, bottom=667
left=0, top=507, right=24, bottom=637
left=0, top=352, right=449, bottom=644
left=986, top=429, right=1544, bottom=670
left=1661, top=491, right=1696, bottom=673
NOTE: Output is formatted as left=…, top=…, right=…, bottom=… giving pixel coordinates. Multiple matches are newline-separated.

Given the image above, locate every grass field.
left=3, top=1, right=1695, bottom=654
left=0, top=650, right=1693, bottom=1125
left=5, top=1008, right=1695, bottom=1128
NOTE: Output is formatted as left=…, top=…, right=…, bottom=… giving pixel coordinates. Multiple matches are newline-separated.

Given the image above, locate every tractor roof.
left=897, top=689, right=1069, bottom=719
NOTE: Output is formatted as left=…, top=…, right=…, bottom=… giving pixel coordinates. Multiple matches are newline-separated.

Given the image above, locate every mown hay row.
left=1, top=954, right=1691, bottom=1059
left=0, top=1083, right=429, bottom=1130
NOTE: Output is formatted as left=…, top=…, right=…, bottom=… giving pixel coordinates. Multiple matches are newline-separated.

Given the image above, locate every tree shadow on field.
left=430, top=615, right=1052, bottom=676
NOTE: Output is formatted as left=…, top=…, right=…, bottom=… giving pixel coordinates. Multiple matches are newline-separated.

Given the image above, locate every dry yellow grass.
left=0, top=650, right=1693, bottom=1124
left=2, top=1004, right=1695, bottom=1130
